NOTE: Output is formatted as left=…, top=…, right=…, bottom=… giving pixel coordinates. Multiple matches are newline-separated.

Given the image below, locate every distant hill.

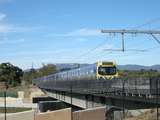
left=55, top=63, right=89, bottom=71
left=118, top=64, right=160, bottom=71
left=55, top=63, right=160, bottom=71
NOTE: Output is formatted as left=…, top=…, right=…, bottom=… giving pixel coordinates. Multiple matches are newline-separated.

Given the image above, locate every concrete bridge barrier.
left=35, top=108, right=71, bottom=120
left=0, top=110, right=34, bottom=120
left=73, top=106, right=106, bottom=120
left=0, top=107, right=110, bottom=120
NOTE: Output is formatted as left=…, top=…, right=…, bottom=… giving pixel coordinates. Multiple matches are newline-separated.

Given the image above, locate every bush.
left=0, top=91, right=18, bottom=98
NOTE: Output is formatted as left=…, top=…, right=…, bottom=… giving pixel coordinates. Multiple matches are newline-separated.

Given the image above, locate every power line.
left=74, top=39, right=109, bottom=60
left=73, top=33, right=119, bottom=61
left=101, top=29, right=160, bottom=34
left=132, top=18, right=160, bottom=29
left=84, top=51, right=113, bottom=61
left=151, top=34, right=160, bottom=45
left=101, top=18, right=160, bottom=52
left=104, top=48, right=148, bottom=52
left=73, top=18, right=160, bottom=61
left=122, top=18, right=160, bottom=48
left=101, top=29, right=160, bottom=52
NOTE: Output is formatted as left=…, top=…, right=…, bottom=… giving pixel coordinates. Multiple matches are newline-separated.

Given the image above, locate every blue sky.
left=0, top=0, right=160, bottom=69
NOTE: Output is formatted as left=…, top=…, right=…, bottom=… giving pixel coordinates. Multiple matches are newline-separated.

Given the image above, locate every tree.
left=22, top=68, right=36, bottom=84
left=0, top=63, right=23, bottom=86
left=22, top=63, right=57, bottom=84
left=38, top=64, right=57, bottom=77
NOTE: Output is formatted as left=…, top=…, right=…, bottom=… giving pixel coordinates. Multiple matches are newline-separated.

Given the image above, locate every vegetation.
left=0, top=62, right=58, bottom=87
left=0, top=63, right=23, bottom=87
left=37, top=64, right=57, bottom=77
left=1, top=62, right=160, bottom=88
left=0, top=91, right=18, bottom=98
left=119, top=69, right=160, bottom=78
left=23, top=64, right=57, bottom=84
left=0, top=107, right=31, bottom=113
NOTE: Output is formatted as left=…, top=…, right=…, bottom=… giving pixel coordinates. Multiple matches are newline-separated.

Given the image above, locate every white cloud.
left=75, top=38, right=89, bottom=42
left=68, top=28, right=101, bottom=36
left=0, top=13, right=6, bottom=21
left=0, top=24, right=41, bottom=33
left=0, top=24, right=9, bottom=32
left=48, top=28, right=102, bottom=37
left=4, top=48, right=88, bottom=57
left=0, top=38, right=25, bottom=44
left=8, top=25, right=41, bottom=32
left=0, top=12, right=40, bottom=33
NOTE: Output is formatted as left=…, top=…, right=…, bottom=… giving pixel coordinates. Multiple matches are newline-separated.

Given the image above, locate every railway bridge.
left=38, top=77, right=160, bottom=110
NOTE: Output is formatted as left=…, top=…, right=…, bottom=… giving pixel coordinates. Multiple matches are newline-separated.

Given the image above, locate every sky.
left=0, top=0, right=160, bottom=69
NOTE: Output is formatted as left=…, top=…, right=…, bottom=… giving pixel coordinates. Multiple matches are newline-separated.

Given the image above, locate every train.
left=35, top=61, right=160, bottom=97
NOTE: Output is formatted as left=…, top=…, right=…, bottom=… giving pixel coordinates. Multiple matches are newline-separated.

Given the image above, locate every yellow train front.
left=96, top=61, right=118, bottom=80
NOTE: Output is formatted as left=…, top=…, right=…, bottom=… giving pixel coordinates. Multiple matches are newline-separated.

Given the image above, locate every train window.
left=62, top=74, right=64, bottom=78
left=86, top=71, right=89, bottom=75
left=79, top=71, right=81, bottom=76
left=90, top=70, right=94, bottom=73
left=71, top=72, right=73, bottom=76
left=98, top=66, right=116, bottom=75
left=73, top=71, right=75, bottom=76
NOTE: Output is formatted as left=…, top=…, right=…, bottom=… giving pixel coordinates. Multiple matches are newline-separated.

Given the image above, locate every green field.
left=0, top=107, right=32, bottom=113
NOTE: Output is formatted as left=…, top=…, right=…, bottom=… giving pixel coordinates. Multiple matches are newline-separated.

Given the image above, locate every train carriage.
left=35, top=61, right=118, bottom=93
left=34, top=61, right=160, bottom=97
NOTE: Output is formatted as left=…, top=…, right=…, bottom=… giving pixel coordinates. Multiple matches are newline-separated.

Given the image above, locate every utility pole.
left=4, top=90, right=6, bottom=120
left=4, top=82, right=8, bottom=120
left=70, top=81, right=72, bottom=105
left=156, top=77, right=159, bottom=120
left=122, top=79, right=125, bottom=119
left=101, top=29, right=160, bottom=51
left=31, top=62, right=34, bottom=85
left=122, top=33, right=125, bottom=52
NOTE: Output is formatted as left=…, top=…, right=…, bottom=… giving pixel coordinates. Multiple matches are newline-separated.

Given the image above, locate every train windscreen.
left=98, top=66, right=116, bottom=75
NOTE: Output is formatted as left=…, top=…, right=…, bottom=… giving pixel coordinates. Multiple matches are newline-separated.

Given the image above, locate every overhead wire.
left=79, top=34, right=116, bottom=61
left=130, top=18, right=160, bottom=51
left=144, top=35, right=160, bottom=51
left=131, top=18, right=160, bottom=29
left=72, top=18, right=160, bottom=62
left=117, top=34, right=160, bottom=59
left=102, top=23, right=158, bottom=58
left=73, top=38, right=110, bottom=61
left=133, top=18, right=160, bottom=50
left=106, top=18, right=160, bottom=53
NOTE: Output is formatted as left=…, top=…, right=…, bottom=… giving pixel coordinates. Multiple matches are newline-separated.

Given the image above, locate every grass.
left=0, top=91, right=18, bottom=98
left=0, top=107, right=32, bottom=113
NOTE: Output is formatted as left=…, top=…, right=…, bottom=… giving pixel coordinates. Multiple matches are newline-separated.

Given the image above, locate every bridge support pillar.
left=91, top=95, right=94, bottom=107
left=105, top=107, right=114, bottom=120
left=85, top=95, right=96, bottom=108
left=85, top=95, right=88, bottom=108
left=105, top=106, right=124, bottom=120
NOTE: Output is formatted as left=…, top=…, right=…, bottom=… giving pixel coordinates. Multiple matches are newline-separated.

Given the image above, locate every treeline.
left=0, top=63, right=58, bottom=87
left=1, top=62, right=160, bottom=87
left=23, top=64, right=57, bottom=84
left=119, top=69, right=160, bottom=78
left=0, top=63, right=23, bottom=87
